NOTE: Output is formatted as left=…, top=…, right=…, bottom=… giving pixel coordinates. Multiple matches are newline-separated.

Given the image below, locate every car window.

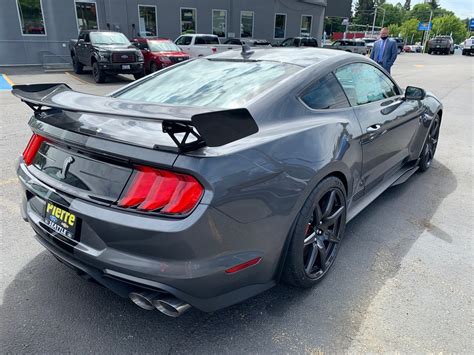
left=334, top=63, right=399, bottom=106
left=332, top=41, right=340, bottom=46
left=195, top=36, right=219, bottom=45
left=116, top=59, right=302, bottom=109
left=176, top=36, right=191, bottom=45
left=301, top=73, right=350, bottom=110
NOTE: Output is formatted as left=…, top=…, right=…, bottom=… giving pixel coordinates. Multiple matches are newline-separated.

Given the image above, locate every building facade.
left=0, top=0, right=351, bottom=66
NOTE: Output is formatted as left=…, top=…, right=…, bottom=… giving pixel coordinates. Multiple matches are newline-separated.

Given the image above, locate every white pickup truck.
left=174, top=34, right=240, bottom=58
left=462, top=36, right=474, bottom=56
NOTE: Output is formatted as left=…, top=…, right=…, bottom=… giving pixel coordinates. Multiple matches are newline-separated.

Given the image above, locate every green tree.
left=353, top=0, right=376, bottom=27
left=431, top=15, right=468, bottom=43
left=400, top=18, right=422, bottom=43
left=388, top=23, right=402, bottom=37
left=376, top=3, right=406, bottom=27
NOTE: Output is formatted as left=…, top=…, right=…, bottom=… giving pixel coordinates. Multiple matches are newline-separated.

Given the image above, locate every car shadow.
left=1, top=160, right=456, bottom=353
left=69, top=70, right=135, bottom=84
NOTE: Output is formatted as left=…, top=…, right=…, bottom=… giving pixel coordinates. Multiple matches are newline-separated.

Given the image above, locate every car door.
left=334, top=62, right=424, bottom=193
left=82, top=32, right=92, bottom=66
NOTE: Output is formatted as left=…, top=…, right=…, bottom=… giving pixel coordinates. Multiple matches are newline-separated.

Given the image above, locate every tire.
left=428, top=49, right=432, bottom=55
left=92, top=61, right=106, bottom=83
left=462, top=50, right=466, bottom=55
left=419, top=114, right=440, bottom=172
left=282, top=176, right=347, bottom=288
left=397, top=48, right=402, bottom=54
left=133, top=71, right=145, bottom=80
left=72, top=55, right=83, bottom=74
left=150, top=61, right=159, bottom=73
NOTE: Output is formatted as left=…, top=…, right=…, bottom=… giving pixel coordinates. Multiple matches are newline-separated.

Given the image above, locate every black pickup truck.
left=70, top=30, right=144, bottom=83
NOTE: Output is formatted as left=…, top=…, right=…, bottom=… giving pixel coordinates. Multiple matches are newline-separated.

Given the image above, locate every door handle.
left=366, top=124, right=381, bottom=133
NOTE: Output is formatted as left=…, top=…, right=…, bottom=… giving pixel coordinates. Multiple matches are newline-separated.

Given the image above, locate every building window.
left=240, top=11, right=254, bottom=38
left=300, top=15, right=312, bottom=36
left=181, top=8, right=196, bottom=34
left=212, top=9, right=227, bottom=38
left=16, top=0, right=46, bottom=35
left=274, top=13, right=286, bottom=39
left=75, top=1, right=98, bottom=31
left=138, top=5, right=157, bottom=37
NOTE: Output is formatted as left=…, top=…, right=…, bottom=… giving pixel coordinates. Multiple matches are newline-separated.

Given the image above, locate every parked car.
left=13, top=47, right=442, bottom=317
left=174, top=34, right=239, bottom=57
left=223, top=38, right=272, bottom=48
left=325, top=39, right=367, bottom=55
left=70, top=30, right=144, bottom=83
left=276, top=37, right=319, bottom=47
left=362, top=37, right=376, bottom=52
left=392, top=37, right=404, bottom=54
left=131, top=38, right=189, bottom=74
left=403, top=44, right=422, bottom=53
left=427, top=35, right=454, bottom=55
left=462, top=36, right=474, bottom=56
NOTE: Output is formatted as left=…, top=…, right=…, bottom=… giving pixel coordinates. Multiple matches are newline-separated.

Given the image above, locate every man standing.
left=370, top=27, right=398, bottom=74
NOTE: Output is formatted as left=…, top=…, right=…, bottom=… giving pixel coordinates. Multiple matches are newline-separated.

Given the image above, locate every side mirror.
left=78, top=38, right=84, bottom=43
left=404, top=86, right=426, bottom=100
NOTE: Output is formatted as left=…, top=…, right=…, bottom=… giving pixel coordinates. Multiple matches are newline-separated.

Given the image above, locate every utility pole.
left=371, top=7, right=378, bottom=36
left=422, top=10, right=433, bottom=53
left=380, top=8, right=386, bottom=29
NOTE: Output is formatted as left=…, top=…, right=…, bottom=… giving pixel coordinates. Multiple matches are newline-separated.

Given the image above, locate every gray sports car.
left=14, top=47, right=442, bottom=317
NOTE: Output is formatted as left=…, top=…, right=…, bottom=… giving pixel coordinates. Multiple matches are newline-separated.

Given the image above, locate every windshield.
left=90, top=32, right=130, bottom=45
left=116, top=59, right=301, bottom=108
left=148, top=41, right=181, bottom=52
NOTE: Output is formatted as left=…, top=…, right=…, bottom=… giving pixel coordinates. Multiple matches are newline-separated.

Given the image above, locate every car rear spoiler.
left=12, top=83, right=258, bottom=152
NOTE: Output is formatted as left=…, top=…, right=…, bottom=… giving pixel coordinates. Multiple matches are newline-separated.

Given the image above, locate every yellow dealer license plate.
left=44, top=201, right=78, bottom=239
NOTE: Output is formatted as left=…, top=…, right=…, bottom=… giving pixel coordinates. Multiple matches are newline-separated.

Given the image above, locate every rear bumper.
left=17, top=161, right=276, bottom=312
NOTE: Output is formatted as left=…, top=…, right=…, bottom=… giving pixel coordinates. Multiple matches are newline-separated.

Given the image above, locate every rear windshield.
left=90, top=32, right=130, bottom=45
left=148, top=41, right=181, bottom=52
left=115, top=59, right=301, bottom=108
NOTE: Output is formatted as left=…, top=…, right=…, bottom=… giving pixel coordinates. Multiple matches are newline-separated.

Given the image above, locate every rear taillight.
left=117, top=166, right=203, bottom=215
left=22, top=133, right=47, bottom=165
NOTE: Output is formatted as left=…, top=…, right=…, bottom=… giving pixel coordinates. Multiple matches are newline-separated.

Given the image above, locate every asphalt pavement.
left=0, top=53, right=473, bottom=353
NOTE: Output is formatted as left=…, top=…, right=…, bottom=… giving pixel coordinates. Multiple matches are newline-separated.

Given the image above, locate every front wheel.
left=92, top=62, right=106, bottom=83
left=283, top=177, right=346, bottom=288
left=72, top=55, right=83, bottom=74
left=419, top=114, right=440, bottom=172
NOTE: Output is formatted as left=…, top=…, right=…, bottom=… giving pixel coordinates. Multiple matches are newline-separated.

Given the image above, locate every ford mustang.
left=13, top=47, right=442, bottom=317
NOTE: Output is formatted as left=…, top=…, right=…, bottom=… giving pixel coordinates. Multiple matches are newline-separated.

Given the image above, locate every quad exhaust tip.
left=129, top=291, right=191, bottom=317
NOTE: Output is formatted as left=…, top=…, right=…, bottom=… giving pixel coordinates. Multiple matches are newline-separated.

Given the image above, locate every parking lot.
left=0, top=53, right=472, bottom=353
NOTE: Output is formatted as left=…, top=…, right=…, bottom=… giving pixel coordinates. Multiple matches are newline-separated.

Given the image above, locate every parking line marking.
left=0, top=74, right=13, bottom=90
left=64, top=71, right=90, bottom=85
left=3, top=74, right=14, bottom=85
left=0, top=177, right=18, bottom=186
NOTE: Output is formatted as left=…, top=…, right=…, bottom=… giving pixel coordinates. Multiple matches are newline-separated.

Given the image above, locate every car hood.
left=94, top=44, right=137, bottom=51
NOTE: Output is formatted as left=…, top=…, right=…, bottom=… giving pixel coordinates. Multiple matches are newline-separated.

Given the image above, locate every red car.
left=131, top=38, right=189, bottom=74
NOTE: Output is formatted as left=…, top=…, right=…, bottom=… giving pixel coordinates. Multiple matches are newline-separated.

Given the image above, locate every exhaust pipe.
left=153, top=297, right=191, bottom=317
left=129, top=291, right=162, bottom=310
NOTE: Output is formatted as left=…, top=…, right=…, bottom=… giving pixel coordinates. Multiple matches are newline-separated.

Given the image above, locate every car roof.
left=208, top=47, right=349, bottom=67
left=133, top=37, right=171, bottom=42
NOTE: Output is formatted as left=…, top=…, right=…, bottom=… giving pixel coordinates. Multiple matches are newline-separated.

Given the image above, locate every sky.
left=385, top=0, right=473, bottom=19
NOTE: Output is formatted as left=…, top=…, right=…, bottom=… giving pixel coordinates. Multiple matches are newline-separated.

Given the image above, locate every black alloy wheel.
left=303, top=188, right=345, bottom=279
left=419, top=114, right=440, bottom=172
left=283, top=177, right=347, bottom=288
left=72, top=56, right=83, bottom=74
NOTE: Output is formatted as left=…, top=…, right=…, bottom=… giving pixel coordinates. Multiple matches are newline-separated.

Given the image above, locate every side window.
left=195, top=37, right=204, bottom=45
left=301, top=73, right=350, bottom=110
left=335, top=63, right=399, bottom=106
left=182, top=36, right=192, bottom=45
left=84, top=33, right=90, bottom=43
left=175, top=36, right=183, bottom=45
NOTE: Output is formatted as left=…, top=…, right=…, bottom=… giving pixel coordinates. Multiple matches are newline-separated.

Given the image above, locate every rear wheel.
left=133, top=70, right=145, bottom=80
left=419, top=114, right=440, bottom=172
left=92, top=61, right=106, bottom=83
left=283, top=177, right=346, bottom=288
left=72, top=55, right=83, bottom=74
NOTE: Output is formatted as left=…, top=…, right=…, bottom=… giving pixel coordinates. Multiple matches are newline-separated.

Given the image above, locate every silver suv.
left=326, top=39, right=367, bottom=55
